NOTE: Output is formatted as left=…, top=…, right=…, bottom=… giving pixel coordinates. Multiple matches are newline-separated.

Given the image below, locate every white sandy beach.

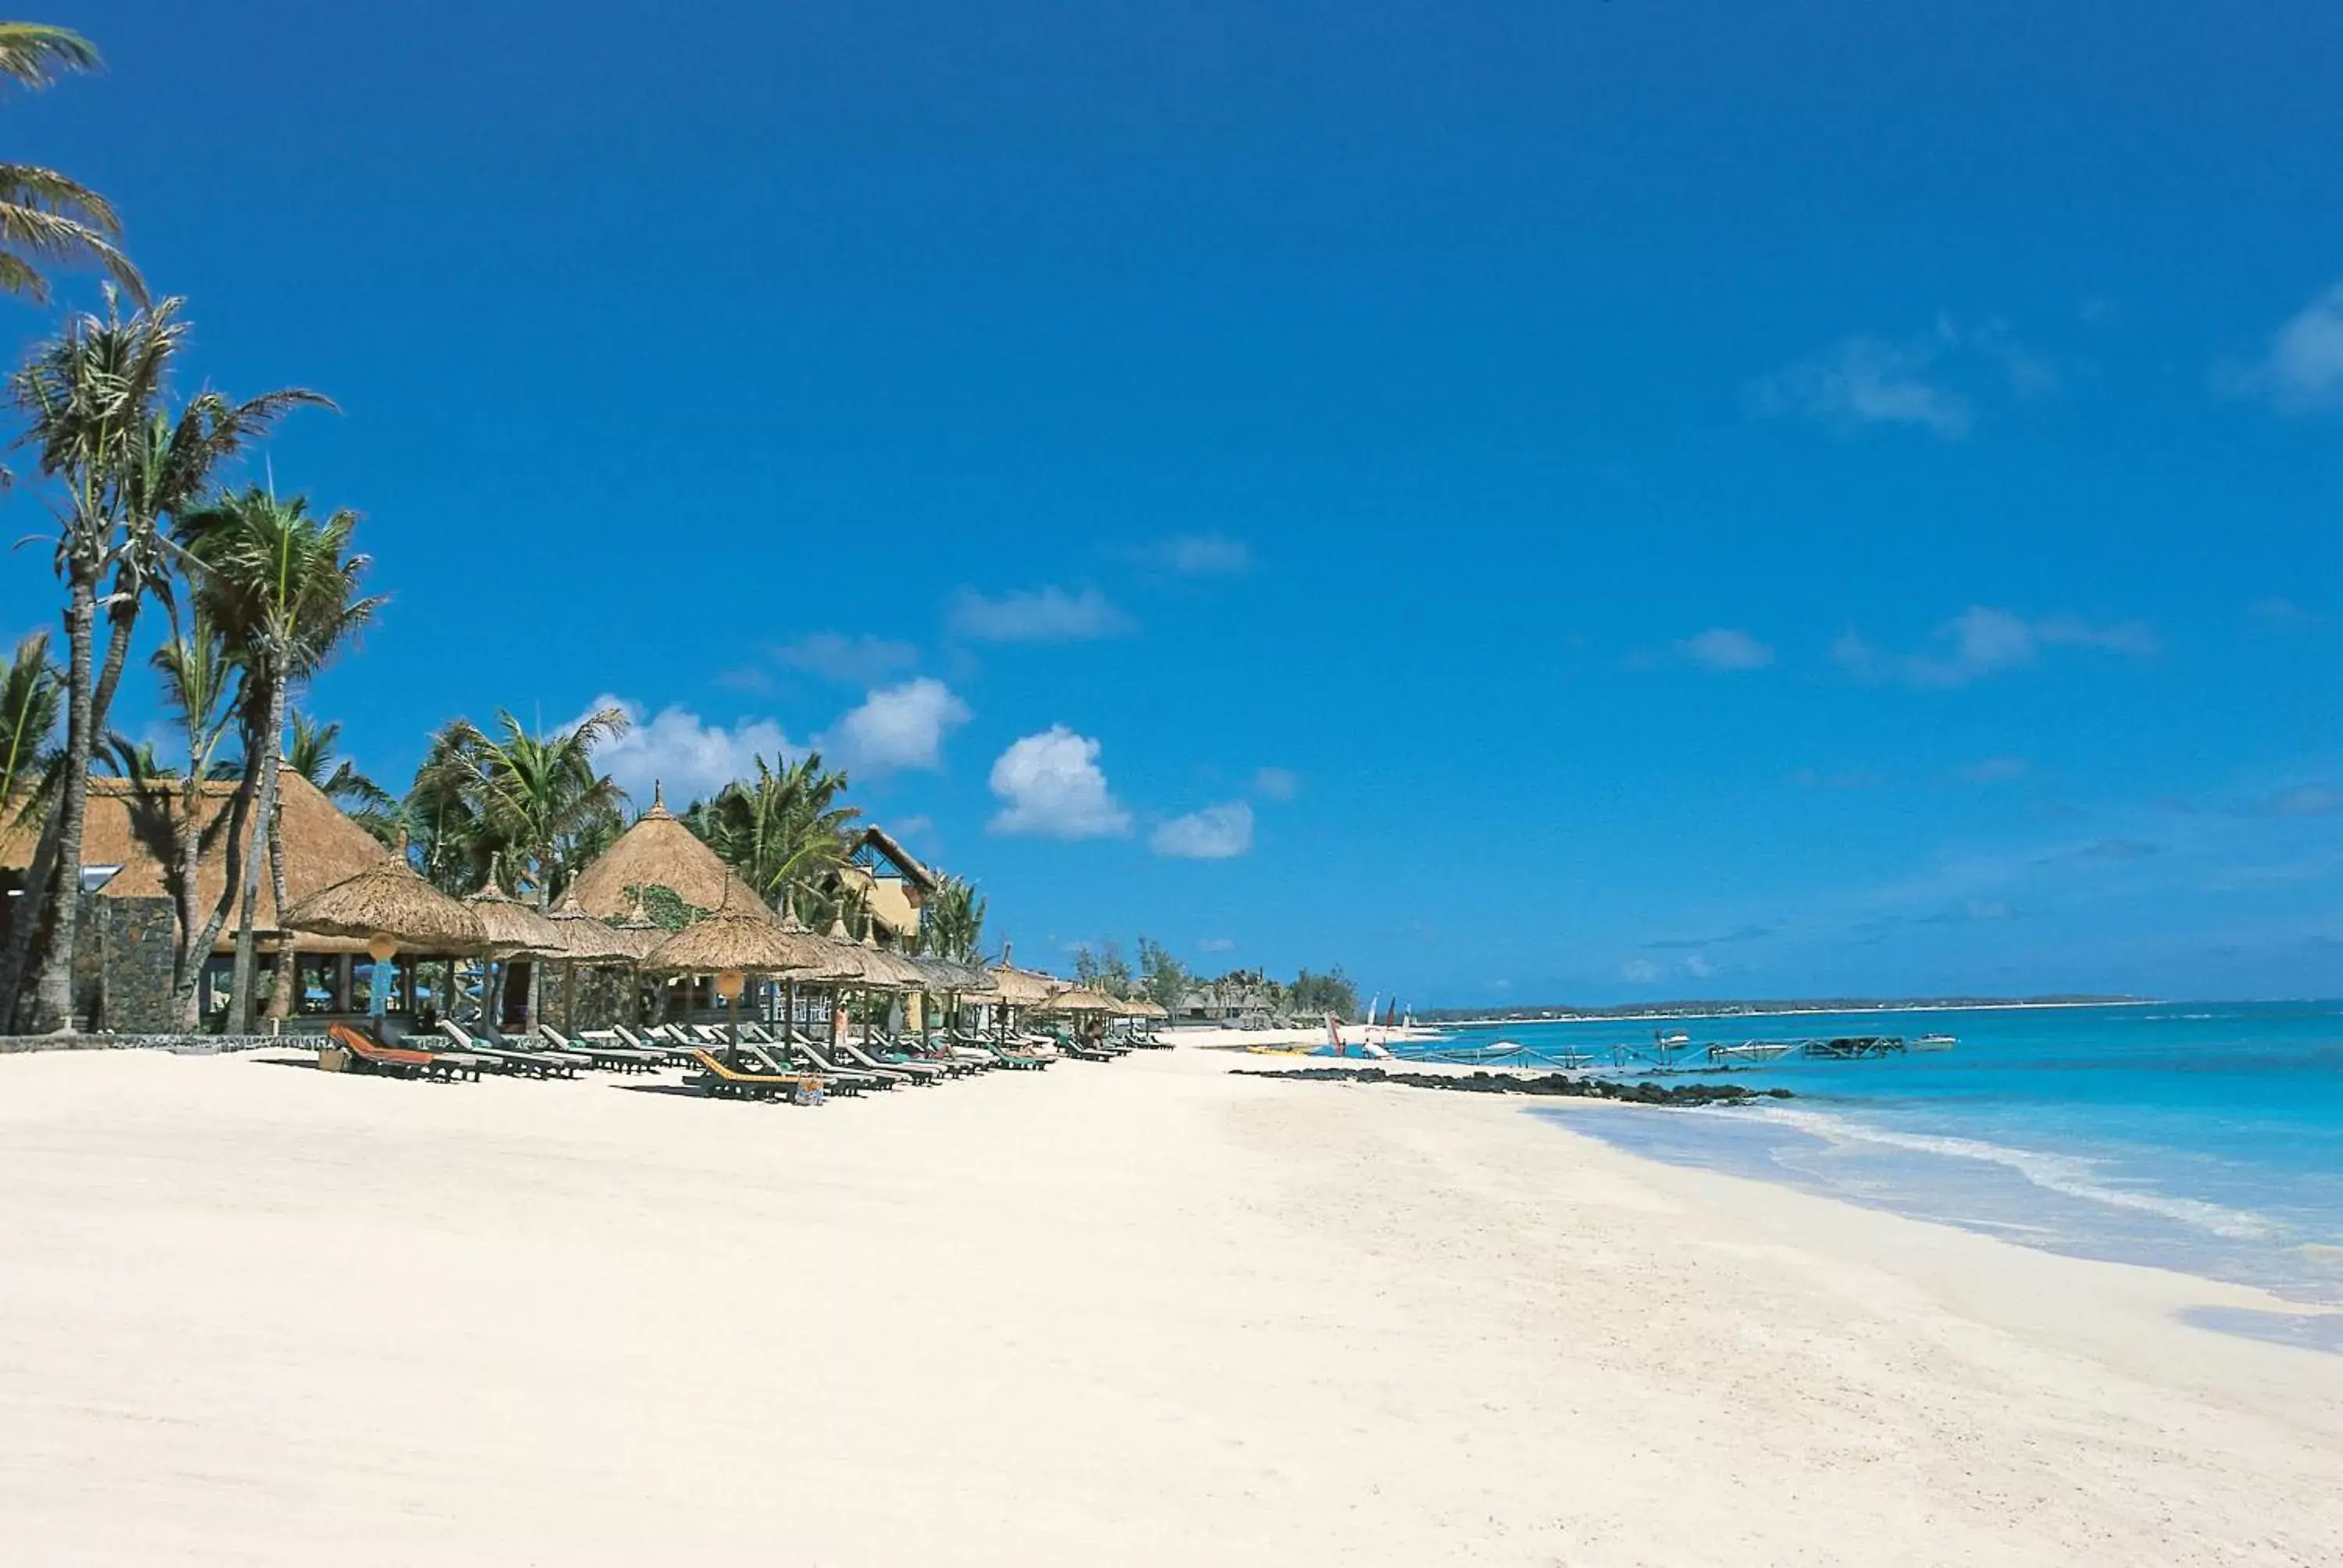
left=4, top=1042, right=2340, bottom=1566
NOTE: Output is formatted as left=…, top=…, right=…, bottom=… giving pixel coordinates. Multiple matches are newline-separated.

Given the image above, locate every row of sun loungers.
left=319, top=1010, right=1129, bottom=1101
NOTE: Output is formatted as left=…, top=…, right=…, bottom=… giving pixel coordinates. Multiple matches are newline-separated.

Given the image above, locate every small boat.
left=1912, top=1033, right=1957, bottom=1052
left=1434, top=1040, right=1529, bottom=1061
left=1707, top=1040, right=1793, bottom=1064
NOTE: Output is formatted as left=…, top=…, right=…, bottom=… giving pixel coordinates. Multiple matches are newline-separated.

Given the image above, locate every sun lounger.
left=540, top=1025, right=664, bottom=1073
left=437, top=1020, right=582, bottom=1079
left=627, top=1025, right=713, bottom=1067
left=736, top=1027, right=886, bottom=1093
left=686, top=1048, right=823, bottom=1103
left=836, top=1035, right=949, bottom=1083
left=326, top=1023, right=483, bottom=1082
left=952, top=1029, right=1049, bottom=1070
left=782, top=1027, right=914, bottom=1089
left=735, top=1042, right=867, bottom=1096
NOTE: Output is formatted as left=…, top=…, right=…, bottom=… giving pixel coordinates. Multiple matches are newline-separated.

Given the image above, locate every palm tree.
left=177, top=488, right=382, bottom=1029
left=0, top=294, right=323, bottom=1030
left=915, top=875, right=986, bottom=965
left=285, top=710, right=398, bottom=845
left=94, top=734, right=172, bottom=779
left=405, top=707, right=627, bottom=900
left=0, top=629, right=61, bottom=827
left=684, top=752, right=859, bottom=914
left=0, top=23, right=141, bottom=304
left=151, top=615, right=249, bottom=1023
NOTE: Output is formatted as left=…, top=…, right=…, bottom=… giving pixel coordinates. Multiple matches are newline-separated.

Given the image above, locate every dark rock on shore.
left=1233, top=1065, right=1792, bottom=1107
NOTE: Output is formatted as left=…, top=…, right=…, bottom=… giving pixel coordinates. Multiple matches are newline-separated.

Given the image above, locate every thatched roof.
left=567, top=786, right=772, bottom=923
left=464, top=881, right=569, bottom=957
left=911, top=955, right=994, bottom=995
left=1034, top=986, right=1122, bottom=1015
left=987, top=964, right=1063, bottom=1007
left=642, top=907, right=840, bottom=976
left=0, top=772, right=393, bottom=952
left=283, top=857, right=486, bottom=953
left=544, top=886, right=643, bottom=964
left=857, top=936, right=932, bottom=991
left=854, top=825, right=939, bottom=892
left=1126, top=997, right=1170, bottom=1019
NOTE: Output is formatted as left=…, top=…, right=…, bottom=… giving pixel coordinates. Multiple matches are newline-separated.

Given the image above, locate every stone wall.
left=67, top=893, right=180, bottom=1033
left=0, top=1032, right=285, bottom=1056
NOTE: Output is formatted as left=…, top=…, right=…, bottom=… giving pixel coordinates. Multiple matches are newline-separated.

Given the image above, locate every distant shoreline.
left=1422, top=998, right=2163, bottom=1029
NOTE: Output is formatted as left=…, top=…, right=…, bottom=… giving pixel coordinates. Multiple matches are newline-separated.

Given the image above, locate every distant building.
left=1179, top=969, right=1279, bottom=1025
left=829, top=825, right=939, bottom=948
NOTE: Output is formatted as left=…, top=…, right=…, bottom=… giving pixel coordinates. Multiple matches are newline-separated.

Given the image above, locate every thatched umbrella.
left=462, top=880, right=569, bottom=1035
left=760, top=904, right=865, bottom=1044
left=546, top=886, right=642, bottom=1031
left=984, top=962, right=1061, bottom=1043
left=283, top=857, right=486, bottom=1022
left=987, top=964, right=1060, bottom=1007
left=1035, top=987, right=1122, bottom=1016
left=464, top=880, right=568, bottom=957
left=642, top=899, right=837, bottom=1052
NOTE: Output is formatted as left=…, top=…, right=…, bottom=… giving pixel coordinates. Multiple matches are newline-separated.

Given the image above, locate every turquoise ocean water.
left=1392, top=1003, right=2343, bottom=1335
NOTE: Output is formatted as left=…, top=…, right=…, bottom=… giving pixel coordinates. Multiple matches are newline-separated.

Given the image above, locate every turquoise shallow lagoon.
left=1396, top=1003, right=2343, bottom=1311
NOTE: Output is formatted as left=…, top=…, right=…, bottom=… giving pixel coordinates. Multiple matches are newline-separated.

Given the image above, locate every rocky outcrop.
left=1234, top=1065, right=1789, bottom=1107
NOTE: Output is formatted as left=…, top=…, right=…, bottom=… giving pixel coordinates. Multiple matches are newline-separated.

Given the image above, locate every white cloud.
left=777, top=633, right=920, bottom=685
left=2228, top=282, right=2343, bottom=412
left=1253, top=766, right=1300, bottom=800
left=1197, top=937, right=1236, bottom=953
left=986, top=726, right=1132, bottom=839
left=1838, top=607, right=2156, bottom=688
left=1620, top=958, right=1662, bottom=985
left=580, top=695, right=794, bottom=807
left=949, top=586, right=1134, bottom=643
left=2249, top=597, right=2311, bottom=628
left=1134, top=534, right=1252, bottom=576
left=820, top=678, right=971, bottom=775
left=1682, top=953, right=1715, bottom=979
left=1150, top=800, right=1255, bottom=860
left=1749, top=334, right=1972, bottom=437
left=1676, top=627, right=1774, bottom=671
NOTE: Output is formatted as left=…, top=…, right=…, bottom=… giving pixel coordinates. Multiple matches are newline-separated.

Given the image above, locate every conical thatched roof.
left=1127, top=998, right=1170, bottom=1019
left=856, top=935, right=932, bottom=991
left=642, top=906, right=840, bottom=976
left=566, top=784, right=773, bottom=922
left=283, top=854, right=486, bottom=953
left=545, top=886, right=643, bottom=964
left=464, top=880, right=569, bottom=957
left=911, top=955, right=995, bottom=995
left=772, top=906, right=867, bottom=984
left=1034, top=986, right=1122, bottom=1015
left=988, top=964, right=1062, bottom=1007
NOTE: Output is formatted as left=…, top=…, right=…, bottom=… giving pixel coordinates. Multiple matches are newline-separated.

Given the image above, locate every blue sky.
left=5, top=2, right=2341, bottom=1003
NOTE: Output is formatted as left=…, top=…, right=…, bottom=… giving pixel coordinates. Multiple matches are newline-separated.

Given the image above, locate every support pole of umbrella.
left=715, top=968, right=746, bottom=1064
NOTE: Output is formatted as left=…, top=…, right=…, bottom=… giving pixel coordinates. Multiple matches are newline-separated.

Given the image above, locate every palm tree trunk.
left=227, top=675, right=285, bottom=1032
left=264, top=788, right=295, bottom=1020
left=176, top=764, right=254, bottom=1028
left=0, top=792, right=62, bottom=1028
left=22, top=572, right=99, bottom=1032
left=87, top=593, right=137, bottom=740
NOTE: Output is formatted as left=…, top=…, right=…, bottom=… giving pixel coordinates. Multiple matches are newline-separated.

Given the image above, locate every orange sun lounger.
left=326, top=1024, right=483, bottom=1082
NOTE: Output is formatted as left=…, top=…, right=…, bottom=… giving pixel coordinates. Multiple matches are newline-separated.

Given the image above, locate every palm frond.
left=0, top=24, right=100, bottom=88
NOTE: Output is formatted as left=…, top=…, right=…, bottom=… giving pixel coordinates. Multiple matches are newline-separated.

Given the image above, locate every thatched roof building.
left=0, top=772, right=391, bottom=953
left=835, top=824, right=938, bottom=943
left=566, top=786, right=772, bottom=925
